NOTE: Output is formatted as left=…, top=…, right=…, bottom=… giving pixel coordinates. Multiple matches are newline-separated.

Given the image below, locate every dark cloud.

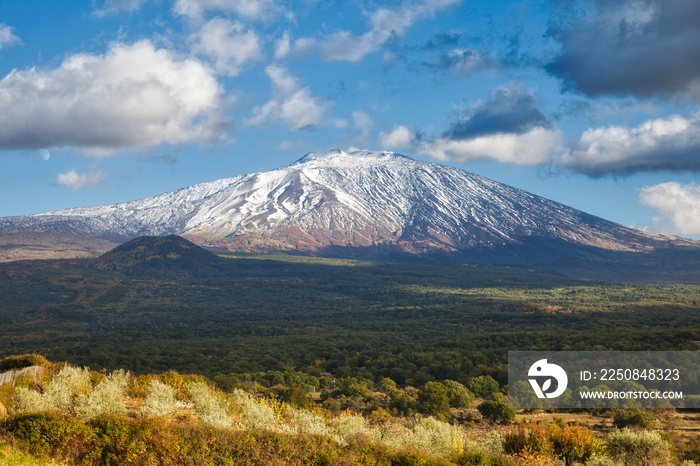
left=443, top=84, right=551, bottom=140
left=546, top=0, right=700, bottom=100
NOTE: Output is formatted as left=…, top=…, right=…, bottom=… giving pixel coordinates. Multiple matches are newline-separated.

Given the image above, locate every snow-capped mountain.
left=0, top=150, right=691, bottom=263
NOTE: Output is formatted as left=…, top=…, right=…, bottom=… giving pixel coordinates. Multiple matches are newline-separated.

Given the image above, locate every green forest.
left=0, top=245, right=698, bottom=387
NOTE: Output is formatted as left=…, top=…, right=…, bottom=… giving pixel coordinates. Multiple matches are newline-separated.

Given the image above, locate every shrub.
left=477, top=394, right=515, bottom=424
left=0, top=354, right=49, bottom=371
left=503, top=423, right=551, bottom=456
left=409, top=416, right=470, bottom=457
left=605, top=428, right=672, bottom=466
left=452, top=450, right=511, bottom=466
left=4, top=412, right=97, bottom=463
left=474, top=431, right=505, bottom=458
left=75, top=369, right=128, bottom=420
left=331, top=412, right=381, bottom=445
left=188, top=382, right=231, bottom=429
left=288, top=408, right=338, bottom=441
left=683, top=435, right=700, bottom=464
left=613, top=408, right=656, bottom=429
left=43, top=367, right=92, bottom=414
left=549, top=425, right=596, bottom=466
left=140, top=380, right=177, bottom=419
left=13, top=386, right=50, bottom=413
left=159, top=371, right=205, bottom=399
left=89, top=415, right=182, bottom=465
left=232, top=388, right=281, bottom=431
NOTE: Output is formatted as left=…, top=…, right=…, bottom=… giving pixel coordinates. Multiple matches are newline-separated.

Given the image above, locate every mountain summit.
left=0, top=150, right=695, bottom=266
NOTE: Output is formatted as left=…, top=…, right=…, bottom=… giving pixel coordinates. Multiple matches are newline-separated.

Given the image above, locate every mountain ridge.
left=0, top=149, right=697, bottom=271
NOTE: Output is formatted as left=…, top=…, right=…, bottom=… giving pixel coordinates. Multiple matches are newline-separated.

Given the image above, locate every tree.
left=468, top=375, right=500, bottom=398
left=442, top=380, right=474, bottom=408
left=344, top=382, right=368, bottom=401
left=377, top=377, right=399, bottom=397
left=281, top=387, right=310, bottom=408
left=389, top=392, right=417, bottom=415
left=477, top=394, right=515, bottom=424
left=417, top=381, right=450, bottom=417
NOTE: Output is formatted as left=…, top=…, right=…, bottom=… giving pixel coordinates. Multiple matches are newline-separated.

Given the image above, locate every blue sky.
left=1, top=0, right=700, bottom=238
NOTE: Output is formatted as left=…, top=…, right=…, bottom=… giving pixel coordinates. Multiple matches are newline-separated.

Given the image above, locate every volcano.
left=1, top=150, right=697, bottom=271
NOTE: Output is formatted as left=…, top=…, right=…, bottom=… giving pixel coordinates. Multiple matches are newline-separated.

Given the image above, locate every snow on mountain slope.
left=0, top=150, right=687, bottom=260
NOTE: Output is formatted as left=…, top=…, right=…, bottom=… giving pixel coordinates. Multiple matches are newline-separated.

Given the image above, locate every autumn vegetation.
left=1, top=354, right=697, bottom=465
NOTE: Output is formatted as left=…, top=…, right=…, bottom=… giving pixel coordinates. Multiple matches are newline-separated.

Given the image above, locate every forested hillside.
left=0, top=241, right=697, bottom=384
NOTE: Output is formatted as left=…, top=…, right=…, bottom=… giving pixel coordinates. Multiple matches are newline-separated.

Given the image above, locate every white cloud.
left=274, top=31, right=291, bottom=59
left=417, top=127, right=564, bottom=165
left=190, top=18, right=263, bottom=76
left=352, top=111, right=372, bottom=131
left=378, top=125, right=415, bottom=149
left=0, top=24, right=20, bottom=50
left=245, top=65, right=329, bottom=131
left=55, top=168, right=106, bottom=191
left=346, top=110, right=373, bottom=145
left=562, top=113, right=700, bottom=176
left=174, top=0, right=283, bottom=21
left=0, top=40, right=226, bottom=155
left=639, top=182, right=700, bottom=235
left=285, top=0, right=459, bottom=62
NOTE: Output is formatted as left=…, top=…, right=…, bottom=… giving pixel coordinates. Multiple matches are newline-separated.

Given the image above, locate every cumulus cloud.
left=245, top=65, right=329, bottom=131
left=55, top=168, right=107, bottom=191
left=279, top=0, right=460, bottom=62
left=414, top=83, right=563, bottom=165
left=417, top=128, right=563, bottom=165
left=378, top=125, right=415, bottom=150
left=547, top=0, right=700, bottom=101
left=0, top=24, right=21, bottom=50
left=174, top=0, right=284, bottom=21
left=0, top=40, right=226, bottom=155
left=189, top=18, right=263, bottom=76
left=638, top=182, right=700, bottom=235
left=562, top=113, right=700, bottom=176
